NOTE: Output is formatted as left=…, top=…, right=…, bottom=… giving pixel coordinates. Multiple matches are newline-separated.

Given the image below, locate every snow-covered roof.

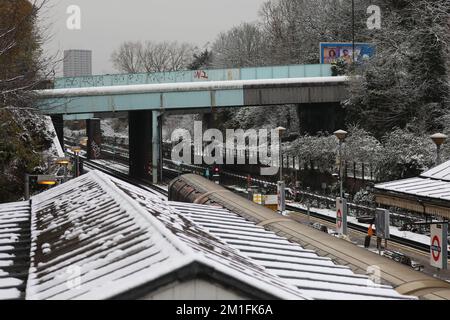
left=376, top=177, right=450, bottom=201
left=376, top=160, right=450, bottom=202
left=421, top=159, right=450, bottom=182
left=0, top=170, right=413, bottom=300
left=171, top=203, right=411, bottom=300
left=26, top=171, right=307, bottom=300
left=0, top=201, right=31, bottom=300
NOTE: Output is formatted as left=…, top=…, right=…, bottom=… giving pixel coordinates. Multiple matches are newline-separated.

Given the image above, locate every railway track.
left=64, top=137, right=435, bottom=254
left=285, top=204, right=431, bottom=253
left=74, top=155, right=170, bottom=197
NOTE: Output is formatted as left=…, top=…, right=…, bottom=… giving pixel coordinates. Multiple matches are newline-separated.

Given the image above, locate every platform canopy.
left=375, top=160, right=450, bottom=220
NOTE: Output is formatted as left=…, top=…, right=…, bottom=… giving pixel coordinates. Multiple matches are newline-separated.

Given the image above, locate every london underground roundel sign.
left=336, top=209, right=342, bottom=229
left=430, top=224, right=448, bottom=269
left=431, top=236, right=441, bottom=262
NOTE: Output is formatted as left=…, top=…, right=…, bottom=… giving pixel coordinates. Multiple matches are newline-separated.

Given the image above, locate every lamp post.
left=71, top=146, right=82, bottom=177
left=334, top=129, right=348, bottom=236
left=275, top=127, right=286, bottom=180
left=431, top=133, right=447, bottom=166
left=352, top=0, right=355, bottom=62
left=24, top=174, right=58, bottom=200
left=334, top=130, right=348, bottom=199
left=55, top=157, right=71, bottom=182
left=275, top=127, right=286, bottom=215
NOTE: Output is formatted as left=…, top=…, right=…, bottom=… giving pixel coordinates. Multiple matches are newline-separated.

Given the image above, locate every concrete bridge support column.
left=152, top=111, right=162, bottom=184
left=51, top=115, right=64, bottom=151
left=202, top=112, right=214, bottom=131
left=129, top=111, right=153, bottom=180
left=297, top=102, right=345, bottom=135
left=86, top=118, right=102, bottom=160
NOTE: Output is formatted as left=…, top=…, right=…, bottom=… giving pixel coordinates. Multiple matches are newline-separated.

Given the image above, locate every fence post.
left=362, top=163, right=365, bottom=182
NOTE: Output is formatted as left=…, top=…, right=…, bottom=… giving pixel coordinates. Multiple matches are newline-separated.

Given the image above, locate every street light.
left=334, top=129, right=348, bottom=236
left=275, top=127, right=286, bottom=215
left=275, top=126, right=286, bottom=181
left=25, top=174, right=58, bottom=200
left=71, top=146, right=82, bottom=177
left=55, top=157, right=71, bottom=182
left=352, top=0, right=355, bottom=62
left=79, top=137, right=88, bottom=146
left=334, top=129, right=348, bottom=199
left=431, top=133, right=447, bottom=166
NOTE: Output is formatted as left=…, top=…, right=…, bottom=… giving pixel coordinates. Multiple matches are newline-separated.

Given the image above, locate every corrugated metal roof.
left=26, top=171, right=307, bottom=300
left=0, top=201, right=31, bottom=300
left=376, top=177, right=450, bottom=201
left=421, top=160, right=450, bottom=182
left=0, top=170, right=414, bottom=300
left=171, top=202, right=411, bottom=300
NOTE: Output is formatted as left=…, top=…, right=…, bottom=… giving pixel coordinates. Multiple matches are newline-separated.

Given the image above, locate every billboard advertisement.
left=320, top=42, right=375, bottom=65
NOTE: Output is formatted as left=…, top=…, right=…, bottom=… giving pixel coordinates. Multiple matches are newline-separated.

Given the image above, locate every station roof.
left=0, top=201, right=31, bottom=300
left=1, top=171, right=412, bottom=300
left=375, top=160, right=450, bottom=219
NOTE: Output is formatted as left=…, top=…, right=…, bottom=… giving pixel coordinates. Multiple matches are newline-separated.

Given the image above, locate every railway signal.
left=212, top=165, right=220, bottom=184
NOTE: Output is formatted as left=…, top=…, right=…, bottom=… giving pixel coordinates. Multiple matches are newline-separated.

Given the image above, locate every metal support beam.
left=152, top=111, right=161, bottom=184
left=63, top=113, right=95, bottom=121
left=129, top=111, right=152, bottom=180
left=86, top=119, right=102, bottom=160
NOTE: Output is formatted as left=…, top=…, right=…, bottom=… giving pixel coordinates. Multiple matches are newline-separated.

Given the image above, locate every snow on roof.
left=0, top=201, right=31, bottom=300
left=421, top=160, right=450, bottom=182
left=171, top=202, right=412, bottom=300
left=26, top=171, right=307, bottom=300
left=376, top=177, right=450, bottom=201
left=375, top=160, right=450, bottom=202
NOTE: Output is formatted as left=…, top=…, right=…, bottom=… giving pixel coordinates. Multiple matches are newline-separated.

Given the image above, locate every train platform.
left=170, top=174, right=450, bottom=300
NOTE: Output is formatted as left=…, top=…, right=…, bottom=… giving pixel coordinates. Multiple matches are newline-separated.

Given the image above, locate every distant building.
left=63, top=49, right=92, bottom=77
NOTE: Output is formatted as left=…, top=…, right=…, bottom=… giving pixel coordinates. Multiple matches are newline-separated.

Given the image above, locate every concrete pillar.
left=202, top=112, right=214, bottom=131
left=297, top=102, right=345, bottom=135
left=86, top=119, right=102, bottom=160
left=50, top=115, right=64, bottom=151
left=129, top=111, right=152, bottom=179
left=152, top=111, right=162, bottom=184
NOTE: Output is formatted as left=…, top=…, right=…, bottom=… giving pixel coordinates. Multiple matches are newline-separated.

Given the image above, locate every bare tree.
left=110, top=41, right=143, bottom=73
left=0, top=0, right=56, bottom=109
left=211, top=22, right=266, bottom=68
left=111, top=40, right=195, bottom=73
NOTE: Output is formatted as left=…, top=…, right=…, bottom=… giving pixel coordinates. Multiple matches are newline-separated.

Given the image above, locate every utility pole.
left=352, top=0, right=356, bottom=63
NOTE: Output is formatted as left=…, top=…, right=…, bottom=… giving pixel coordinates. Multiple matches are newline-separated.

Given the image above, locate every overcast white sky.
left=42, top=0, right=267, bottom=75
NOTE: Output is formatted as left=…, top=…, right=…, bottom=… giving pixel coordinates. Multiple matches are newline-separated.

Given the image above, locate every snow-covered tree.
left=0, top=0, right=55, bottom=202
left=346, top=0, right=450, bottom=137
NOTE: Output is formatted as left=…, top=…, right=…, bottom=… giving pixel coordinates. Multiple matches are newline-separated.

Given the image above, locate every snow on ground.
left=225, top=184, right=448, bottom=252
left=91, top=160, right=129, bottom=174
left=100, top=119, right=128, bottom=140
left=288, top=202, right=449, bottom=251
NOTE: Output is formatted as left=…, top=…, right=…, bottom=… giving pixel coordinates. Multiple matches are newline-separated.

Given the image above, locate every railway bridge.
left=36, top=64, right=349, bottom=182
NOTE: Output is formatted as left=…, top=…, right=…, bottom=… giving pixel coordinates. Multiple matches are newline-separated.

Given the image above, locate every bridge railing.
left=54, top=64, right=333, bottom=89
